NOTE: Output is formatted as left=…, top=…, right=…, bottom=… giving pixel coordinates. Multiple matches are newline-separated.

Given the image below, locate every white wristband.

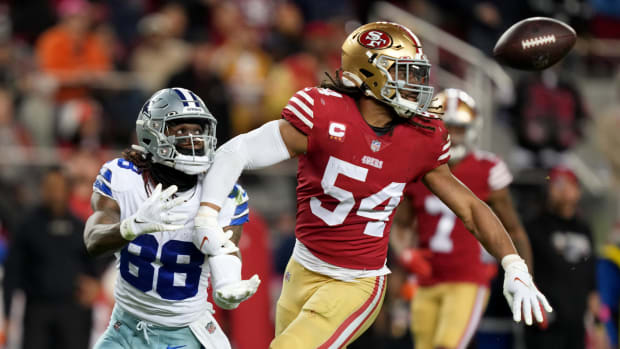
left=120, top=217, right=137, bottom=241
left=208, top=254, right=242, bottom=291
left=501, top=254, right=527, bottom=272
left=196, top=206, right=219, bottom=219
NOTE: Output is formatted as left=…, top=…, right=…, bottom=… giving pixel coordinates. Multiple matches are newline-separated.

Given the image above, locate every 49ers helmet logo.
left=358, top=30, right=392, bottom=49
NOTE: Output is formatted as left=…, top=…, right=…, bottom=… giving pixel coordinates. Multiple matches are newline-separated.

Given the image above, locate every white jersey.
left=93, top=158, right=249, bottom=327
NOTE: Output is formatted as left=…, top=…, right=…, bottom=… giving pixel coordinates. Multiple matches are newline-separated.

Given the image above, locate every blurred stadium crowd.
left=0, top=0, right=620, bottom=348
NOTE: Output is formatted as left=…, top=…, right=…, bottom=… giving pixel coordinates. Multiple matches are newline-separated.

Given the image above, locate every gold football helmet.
left=341, top=22, right=434, bottom=118
left=435, top=88, right=481, bottom=162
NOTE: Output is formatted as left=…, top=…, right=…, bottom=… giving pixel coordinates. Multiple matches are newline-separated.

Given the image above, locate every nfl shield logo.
left=371, top=140, right=382, bottom=152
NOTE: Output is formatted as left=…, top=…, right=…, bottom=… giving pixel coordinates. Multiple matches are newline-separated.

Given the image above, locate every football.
left=493, top=17, right=576, bottom=70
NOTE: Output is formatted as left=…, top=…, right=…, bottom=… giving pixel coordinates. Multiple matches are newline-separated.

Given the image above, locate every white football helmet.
left=435, top=88, right=480, bottom=163
left=135, top=88, right=217, bottom=175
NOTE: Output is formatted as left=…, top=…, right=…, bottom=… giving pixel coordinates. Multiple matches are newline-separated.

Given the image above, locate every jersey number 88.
left=120, top=235, right=205, bottom=300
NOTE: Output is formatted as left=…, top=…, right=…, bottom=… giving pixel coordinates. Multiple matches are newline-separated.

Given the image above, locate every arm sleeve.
left=200, top=120, right=291, bottom=207
left=417, top=124, right=451, bottom=180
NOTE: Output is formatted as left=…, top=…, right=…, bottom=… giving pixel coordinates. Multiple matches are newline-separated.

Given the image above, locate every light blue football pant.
left=93, top=305, right=203, bottom=349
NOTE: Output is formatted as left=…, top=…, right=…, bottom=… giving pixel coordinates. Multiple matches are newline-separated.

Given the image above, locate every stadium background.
left=0, top=0, right=619, bottom=348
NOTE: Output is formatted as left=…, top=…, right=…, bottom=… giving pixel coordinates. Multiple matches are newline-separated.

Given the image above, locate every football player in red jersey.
left=393, top=88, right=534, bottom=349
left=191, top=22, right=551, bottom=348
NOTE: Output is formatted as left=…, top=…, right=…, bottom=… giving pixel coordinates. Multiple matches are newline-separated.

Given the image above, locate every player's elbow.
left=83, top=231, right=102, bottom=257
left=461, top=215, right=477, bottom=235
left=83, top=227, right=110, bottom=257
left=459, top=198, right=487, bottom=237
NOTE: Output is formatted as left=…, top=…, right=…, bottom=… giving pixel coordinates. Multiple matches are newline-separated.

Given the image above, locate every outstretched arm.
left=423, top=164, right=552, bottom=325
left=195, top=120, right=305, bottom=307
left=487, top=187, right=533, bottom=270
left=200, top=120, right=306, bottom=210
left=423, top=164, right=517, bottom=260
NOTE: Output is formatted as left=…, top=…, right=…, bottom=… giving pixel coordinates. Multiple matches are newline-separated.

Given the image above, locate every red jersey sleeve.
left=488, top=156, right=513, bottom=191
left=415, top=119, right=451, bottom=180
left=281, top=88, right=316, bottom=135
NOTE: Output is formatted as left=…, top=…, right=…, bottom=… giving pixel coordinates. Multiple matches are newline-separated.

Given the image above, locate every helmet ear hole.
left=360, top=69, right=374, bottom=78
left=142, top=138, right=151, bottom=145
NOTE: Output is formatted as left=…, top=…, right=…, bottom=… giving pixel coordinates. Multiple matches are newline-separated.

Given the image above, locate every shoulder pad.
left=93, top=158, right=143, bottom=198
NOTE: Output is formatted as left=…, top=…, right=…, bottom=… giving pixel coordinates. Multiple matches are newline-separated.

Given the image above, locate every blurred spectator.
left=262, top=53, right=320, bottom=121
left=104, top=0, right=146, bottom=50
left=293, top=0, right=355, bottom=22
left=434, top=0, right=534, bottom=55
left=209, top=2, right=245, bottom=46
left=167, top=40, right=233, bottom=142
left=262, top=2, right=305, bottom=62
left=0, top=87, right=32, bottom=182
left=595, top=70, right=620, bottom=192
left=510, top=64, right=589, bottom=169
left=211, top=23, right=272, bottom=134
left=262, top=21, right=342, bottom=120
left=160, top=2, right=189, bottom=40
left=64, top=149, right=106, bottom=222
left=524, top=166, right=597, bottom=349
left=9, top=1, right=55, bottom=45
left=130, top=12, right=191, bottom=94
left=3, top=168, right=106, bottom=349
left=57, top=98, right=103, bottom=151
left=589, top=0, right=620, bottom=39
left=35, top=0, right=112, bottom=102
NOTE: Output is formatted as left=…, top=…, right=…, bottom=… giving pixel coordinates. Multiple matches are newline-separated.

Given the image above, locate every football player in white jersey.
left=84, top=88, right=260, bottom=349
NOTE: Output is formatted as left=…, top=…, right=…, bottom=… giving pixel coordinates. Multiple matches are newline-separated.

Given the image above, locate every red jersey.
left=406, top=150, right=513, bottom=286
left=282, top=87, right=450, bottom=270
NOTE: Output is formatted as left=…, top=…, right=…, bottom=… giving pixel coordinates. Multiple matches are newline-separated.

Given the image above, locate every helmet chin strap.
left=173, top=161, right=210, bottom=175
left=172, top=153, right=211, bottom=175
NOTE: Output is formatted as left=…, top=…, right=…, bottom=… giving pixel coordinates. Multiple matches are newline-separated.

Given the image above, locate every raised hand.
left=502, top=254, right=553, bottom=325
left=120, top=183, right=187, bottom=240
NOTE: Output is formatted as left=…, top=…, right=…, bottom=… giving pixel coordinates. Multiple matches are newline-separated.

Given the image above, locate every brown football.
left=493, top=17, right=576, bottom=70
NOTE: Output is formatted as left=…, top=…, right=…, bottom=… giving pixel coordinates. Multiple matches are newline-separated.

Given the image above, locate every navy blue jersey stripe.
left=229, top=214, right=249, bottom=226
left=228, top=185, right=240, bottom=198
left=234, top=202, right=248, bottom=216
left=94, top=179, right=112, bottom=197
left=102, top=168, right=112, bottom=182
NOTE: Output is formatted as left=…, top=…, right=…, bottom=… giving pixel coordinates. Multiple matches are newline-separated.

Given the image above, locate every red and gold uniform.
left=406, top=150, right=512, bottom=349
left=273, top=86, right=450, bottom=348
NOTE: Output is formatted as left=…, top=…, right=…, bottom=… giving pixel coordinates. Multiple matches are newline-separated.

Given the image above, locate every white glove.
left=209, top=254, right=261, bottom=310
left=214, top=275, right=261, bottom=310
left=502, top=254, right=553, bottom=325
left=120, top=183, right=187, bottom=240
left=193, top=206, right=239, bottom=256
